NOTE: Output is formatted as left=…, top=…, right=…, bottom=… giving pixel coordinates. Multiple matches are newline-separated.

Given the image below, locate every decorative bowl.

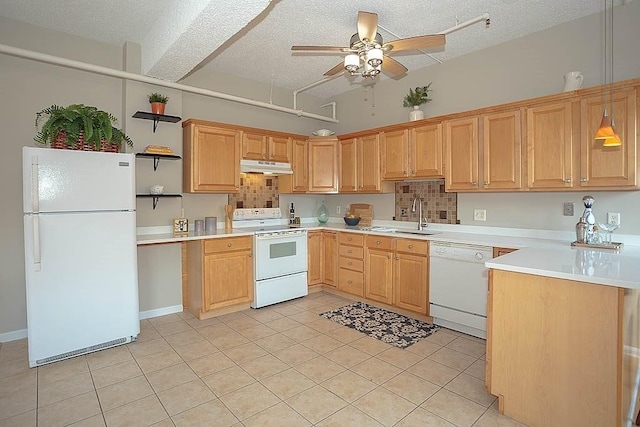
left=344, top=216, right=361, bottom=226
left=312, top=129, right=335, bottom=136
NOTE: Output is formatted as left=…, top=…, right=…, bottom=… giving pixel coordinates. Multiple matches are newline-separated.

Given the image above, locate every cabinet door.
left=580, top=88, right=637, bottom=188
left=307, top=231, right=323, bottom=286
left=526, top=102, right=574, bottom=189
left=280, top=138, right=308, bottom=193
left=339, top=138, right=358, bottom=192
left=309, top=138, right=338, bottom=193
left=268, top=136, right=292, bottom=163
left=394, top=252, right=428, bottom=315
left=365, top=248, right=394, bottom=304
left=411, top=124, right=444, bottom=178
left=183, top=124, right=240, bottom=193
left=358, top=134, right=382, bottom=192
left=323, top=232, right=337, bottom=287
left=242, top=132, right=268, bottom=160
left=483, top=110, right=523, bottom=190
left=338, top=268, right=364, bottom=296
left=203, top=249, right=253, bottom=310
left=445, top=117, right=479, bottom=191
left=381, top=129, right=409, bottom=180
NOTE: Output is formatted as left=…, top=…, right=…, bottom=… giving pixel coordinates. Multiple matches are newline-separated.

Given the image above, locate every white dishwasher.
left=429, top=242, right=493, bottom=338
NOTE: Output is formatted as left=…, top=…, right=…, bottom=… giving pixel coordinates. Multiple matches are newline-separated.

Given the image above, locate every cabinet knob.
left=227, top=243, right=232, bottom=247
left=347, top=249, right=352, bottom=254
left=564, top=179, right=572, bottom=183
left=408, top=244, right=413, bottom=249
left=580, top=178, right=588, bottom=182
left=403, top=171, right=407, bottom=175
left=411, top=170, right=415, bottom=175
left=376, top=240, right=381, bottom=245
left=348, top=261, right=352, bottom=265
left=483, top=181, right=489, bottom=186
left=249, top=253, right=252, bottom=258
left=348, top=237, right=352, bottom=241
left=347, top=280, right=352, bottom=284
left=387, top=254, right=391, bottom=259
left=395, top=255, right=399, bottom=260
left=471, top=181, right=478, bottom=186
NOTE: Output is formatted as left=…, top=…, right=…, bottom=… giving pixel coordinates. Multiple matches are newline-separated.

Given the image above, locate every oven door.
left=254, top=231, right=308, bottom=281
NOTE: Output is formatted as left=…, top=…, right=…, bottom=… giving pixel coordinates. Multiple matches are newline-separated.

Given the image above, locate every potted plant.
left=403, top=83, right=432, bottom=121
left=148, top=92, right=169, bottom=115
left=34, top=104, right=133, bottom=152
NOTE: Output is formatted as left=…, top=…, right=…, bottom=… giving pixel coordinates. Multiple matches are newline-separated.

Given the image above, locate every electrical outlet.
left=563, top=202, right=574, bottom=216
left=400, top=207, right=408, bottom=217
left=607, top=212, right=621, bottom=226
left=473, top=209, right=487, bottom=221
left=336, top=205, right=341, bottom=214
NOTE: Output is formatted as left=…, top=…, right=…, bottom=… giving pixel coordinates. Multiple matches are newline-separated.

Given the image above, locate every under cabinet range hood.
left=240, top=159, right=293, bottom=175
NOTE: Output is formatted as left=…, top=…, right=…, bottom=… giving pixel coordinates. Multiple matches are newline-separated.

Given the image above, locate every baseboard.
left=0, top=328, right=28, bottom=343
left=139, top=304, right=184, bottom=320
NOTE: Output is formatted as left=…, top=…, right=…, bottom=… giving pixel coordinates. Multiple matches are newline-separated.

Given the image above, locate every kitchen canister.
left=205, top=217, right=217, bottom=233
left=194, top=219, right=205, bottom=235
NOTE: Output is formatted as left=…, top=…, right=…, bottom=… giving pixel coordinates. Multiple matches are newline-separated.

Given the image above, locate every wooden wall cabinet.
left=308, top=137, right=338, bottom=193
left=339, top=134, right=387, bottom=193
left=242, top=132, right=292, bottom=163
left=307, top=231, right=323, bottom=287
left=323, top=231, right=337, bottom=287
left=338, top=138, right=358, bottom=192
left=279, top=138, right=308, bottom=193
left=337, top=232, right=364, bottom=296
left=183, top=121, right=241, bottom=193
left=381, top=124, right=444, bottom=180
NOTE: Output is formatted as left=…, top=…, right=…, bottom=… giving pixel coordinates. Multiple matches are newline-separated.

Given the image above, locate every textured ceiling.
left=0, top=0, right=631, bottom=98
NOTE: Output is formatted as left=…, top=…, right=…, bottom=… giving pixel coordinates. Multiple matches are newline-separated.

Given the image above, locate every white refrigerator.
left=22, top=146, right=140, bottom=367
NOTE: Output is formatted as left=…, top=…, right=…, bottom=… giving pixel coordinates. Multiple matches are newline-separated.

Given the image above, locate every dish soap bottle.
left=317, top=201, right=329, bottom=224
left=289, top=203, right=295, bottom=225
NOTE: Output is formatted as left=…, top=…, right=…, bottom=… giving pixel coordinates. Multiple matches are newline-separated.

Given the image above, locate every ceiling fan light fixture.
left=366, top=48, right=383, bottom=66
left=363, top=62, right=381, bottom=78
left=344, top=54, right=360, bottom=73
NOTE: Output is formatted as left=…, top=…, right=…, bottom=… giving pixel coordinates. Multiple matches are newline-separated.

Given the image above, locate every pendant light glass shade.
left=344, top=54, right=360, bottom=73
left=595, top=109, right=616, bottom=140
left=603, top=117, right=622, bottom=146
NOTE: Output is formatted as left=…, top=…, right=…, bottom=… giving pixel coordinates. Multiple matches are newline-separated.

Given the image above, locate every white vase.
left=409, top=106, right=424, bottom=121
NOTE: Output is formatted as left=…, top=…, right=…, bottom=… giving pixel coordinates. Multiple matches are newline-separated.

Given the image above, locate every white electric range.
left=232, top=208, right=308, bottom=308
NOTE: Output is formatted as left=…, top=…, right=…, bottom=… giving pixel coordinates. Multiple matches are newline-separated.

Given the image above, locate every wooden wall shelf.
left=133, top=111, right=182, bottom=132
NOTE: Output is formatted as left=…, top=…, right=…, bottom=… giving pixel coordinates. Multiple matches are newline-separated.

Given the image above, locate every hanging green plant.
left=403, top=83, right=433, bottom=108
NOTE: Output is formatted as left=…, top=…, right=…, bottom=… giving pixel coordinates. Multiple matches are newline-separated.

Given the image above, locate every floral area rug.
left=320, top=302, right=439, bottom=349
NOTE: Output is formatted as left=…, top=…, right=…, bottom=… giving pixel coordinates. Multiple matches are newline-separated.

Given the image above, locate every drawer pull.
left=348, top=249, right=352, bottom=254
left=376, top=240, right=380, bottom=245
left=347, top=280, right=352, bottom=284
left=387, top=254, right=391, bottom=259
left=227, top=243, right=232, bottom=247
left=348, top=261, right=352, bottom=265
left=408, top=244, right=413, bottom=249
left=348, top=237, right=352, bottom=241
left=563, top=179, right=572, bottom=183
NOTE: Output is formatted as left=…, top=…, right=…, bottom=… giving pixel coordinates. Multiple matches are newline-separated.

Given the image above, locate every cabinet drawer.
left=338, top=233, right=364, bottom=246
left=339, top=257, right=364, bottom=272
left=339, top=245, right=364, bottom=259
left=396, top=239, right=428, bottom=255
left=366, top=235, right=394, bottom=251
left=204, top=236, right=252, bottom=254
left=338, top=268, right=364, bottom=296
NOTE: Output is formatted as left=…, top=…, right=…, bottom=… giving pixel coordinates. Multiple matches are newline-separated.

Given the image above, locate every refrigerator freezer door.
left=23, top=147, right=135, bottom=214
left=23, top=210, right=139, bottom=366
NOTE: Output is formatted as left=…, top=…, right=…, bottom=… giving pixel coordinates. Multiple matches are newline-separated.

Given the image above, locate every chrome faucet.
left=411, top=195, right=428, bottom=230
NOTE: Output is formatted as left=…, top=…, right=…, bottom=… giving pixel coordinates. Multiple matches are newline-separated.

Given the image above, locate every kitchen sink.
left=394, top=230, right=441, bottom=236
left=360, top=226, right=440, bottom=236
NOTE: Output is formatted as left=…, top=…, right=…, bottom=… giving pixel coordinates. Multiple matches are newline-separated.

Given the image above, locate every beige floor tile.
left=316, top=405, right=383, bottom=427
left=253, top=333, right=297, bottom=353
left=0, top=409, right=36, bottom=427
left=236, top=324, right=278, bottom=341
left=264, top=317, right=301, bottom=332
left=243, top=402, right=311, bottom=427
left=287, top=310, right=322, bottom=324
left=187, top=352, right=236, bottom=378
left=405, top=339, right=443, bottom=357
left=145, top=362, right=198, bottom=392
left=394, top=407, right=455, bottom=426
left=300, top=334, right=343, bottom=354
left=464, top=359, right=487, bottom=381
left=68, top=414, right=107, bottom=426
left=150, top=419, right=174, bottom=427
left=0, top=344, right=29, bottom=363
left=446, top=336, right=487, bottom=358
left=128, top=338, right=172, bottom=358
left=309, top=304, right=340, bottom=315
left=244, top=308, right=285, bottom=323
left=207, top=331, right=250, bottom=350
left=223, top=342, right=268, bottom=364
left=219, top=382, right=280, bottom=420
left=0, top=385, right=37, bottom=420
left=171, top=399, right=238, bottom=427
left=325, top=345, right=371, bottom=368
left=273, top=344, right=318, bottom=366
left=86, top=346, right=132, bottom=371
left=428, top=347, right=476, bottom=372
left=197, top=323, right=235, bottom=339
left=91, top=359, right=143, bottom=389
left=375, top=346, right=424, bottom=370
left=351, top=357, right=402, bottom=385
left=163, top=330, right=205, bottom=347
left=261, top=368, right=315, bottom=399
left=305, top=318, right=342, bottom=334
left=185, top=316, right=221, bottom=329
left=153, top=320, right=193, bottom=337
left=37, top=356, right=89, bottom=385
left=382, top=372, right=440, bottom=405
left=423, top=330, right=458, bottom=346
left=172, top=340, right=218, bottom=361
left=202, top=365, right=256, bottom=396
left=321, top=371, right=377, bottom=403
left=0, top=358, right=30, bottom=381
left=349, top=337, right=394, bottom=355
left=223, top=317, right=262, bottom=332
left=216, top=312, right=248, bottom=323
left=280, top=325, right=321, bottom=342
left=147, top=314, right=183, bottom=327
left=271, top=304, right=304, bottom=316
left=96, top=376, right=154, bottom=411
left=421, top=389, right=485, bottom=427
left=473, top=408, right=528, bottom=426
left=353, top=387, right=416, bottom=426
left=294, top=356, right=346, bottom=383
left=444, top=373, right=496, bottom=407
left=103, top=394, right=168, bottom=427
left=157, top=378, right=215, bottom=416
left=135, top=327, right=161, bottom=343
left=0, top=369, right=37, bottom=394
left=285, top=385, right=347, bottom=424
left=37, top=391, right=101, bottom=427
left=326, top=326, right=365, bottom=343
left=239, top=354, right=289, bottom=380
left=407, top=359, right=460, bottom=386
left=38, top=371, right=95, bottom=407
left=136, top=349, right=183, bottom=374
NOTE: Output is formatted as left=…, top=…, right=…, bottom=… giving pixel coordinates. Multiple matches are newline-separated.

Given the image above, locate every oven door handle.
left=255, top=232, right=306, bottom=240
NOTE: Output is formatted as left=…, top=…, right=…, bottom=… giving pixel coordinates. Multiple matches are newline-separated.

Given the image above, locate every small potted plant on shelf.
left=403, top=83, right=432, bottom=121
left=148, top=92, right=169, bottom=115
left=34, top=104, right=133, bottom=152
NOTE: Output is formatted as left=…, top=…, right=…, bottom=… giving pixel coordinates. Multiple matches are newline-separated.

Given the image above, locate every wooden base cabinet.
left=364, top=236, right=394, bottom=304
left=307, top=231, right=322, bottom=286
left=186, top=236, right=253, bottom=319
left=323, top=231, right=337, bottom=287
left=337, top=233, right=364, bottom=296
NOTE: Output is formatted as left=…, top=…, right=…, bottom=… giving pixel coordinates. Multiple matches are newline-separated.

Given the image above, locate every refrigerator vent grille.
left=36, top=337, right=130, bottom=365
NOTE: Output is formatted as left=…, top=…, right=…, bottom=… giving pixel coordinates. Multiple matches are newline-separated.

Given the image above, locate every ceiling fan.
left=291, top=11, right=445, bottom=79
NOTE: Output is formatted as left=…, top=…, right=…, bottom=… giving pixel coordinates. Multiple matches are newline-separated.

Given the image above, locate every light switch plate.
left=607, top=212, right=621, bottom=226
left=563, top=202, right=574, bottom=216
left=473, top=209, right=487, bottom=221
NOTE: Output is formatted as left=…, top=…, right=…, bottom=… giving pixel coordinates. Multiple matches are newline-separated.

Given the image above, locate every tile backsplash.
left=228, top=174, right=279, bottom=208
left=395, top=180, right=458, bottom=224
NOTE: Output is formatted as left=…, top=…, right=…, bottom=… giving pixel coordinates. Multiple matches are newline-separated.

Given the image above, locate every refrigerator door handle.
left=33, top=214, right=41, bottom=271
left=31, top=157, right=39, bottom=213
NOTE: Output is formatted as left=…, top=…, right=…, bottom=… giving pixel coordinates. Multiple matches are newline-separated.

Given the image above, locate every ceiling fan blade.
left=357, top=11, right=378, bottom=42
left=291, top=45, right=349, bottom=52
left=381, top=57, right=408, bottom=77
left=324, top=62, right=345, bottom=77
left=384, top=34, right=446, bottom=52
